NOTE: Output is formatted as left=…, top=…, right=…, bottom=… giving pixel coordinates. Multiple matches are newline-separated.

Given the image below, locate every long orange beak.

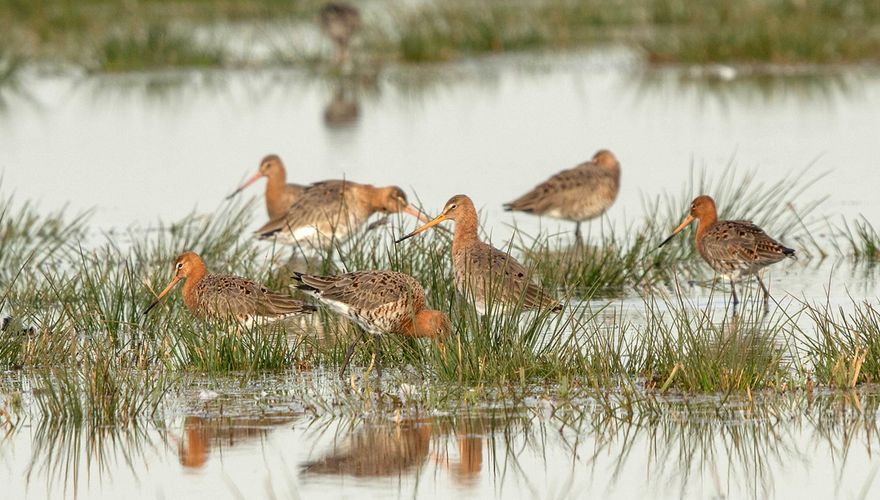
left=142, top=275, right=182, bottom=316
left=226, top=171, right=263, bottom=200
left=658, top=214, right=695, bottom=248
left=395, top=213, right=447, bottom=243
left=403, top=204, right=432, bottom=223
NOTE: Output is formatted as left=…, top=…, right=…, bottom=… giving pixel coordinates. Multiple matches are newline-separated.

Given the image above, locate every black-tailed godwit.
left=293, top=270, right=450, bottom=376
left=254, top=180, right=428, bottom=250
left=396, top=194, right=562, bottom=314
left=504, top=149, right=620, bottom=243
left=319, top=2, right=361, bottom=66
left=227, top=155, right=306, bottom=220
left=143, top=251, right=315, bottom=323
left=659, top=195, right=795, bottom=309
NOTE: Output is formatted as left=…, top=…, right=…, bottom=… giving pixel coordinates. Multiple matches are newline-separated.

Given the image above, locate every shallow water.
left=2, top=51, right=878, bottom=234
left=3, top=371, right=880, bottom=499
left=3, top=47, right=880, bottom=498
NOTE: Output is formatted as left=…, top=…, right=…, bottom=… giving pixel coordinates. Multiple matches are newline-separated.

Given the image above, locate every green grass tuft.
left=800, top=298, right=880, bottom=388
left=98, top=24, right=225, bottom=72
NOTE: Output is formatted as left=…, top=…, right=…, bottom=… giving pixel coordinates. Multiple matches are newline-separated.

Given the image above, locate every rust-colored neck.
left=181, top=262, right=207, bottom=309
left=452, top=205, right=479, bottom=254
left=360, top=184, right=397, bottom=213
left=265, top=169, right=288, bottom=218
left=694, top=210, right=718, bottom=246
left=402, top=309, right=446, bottom=338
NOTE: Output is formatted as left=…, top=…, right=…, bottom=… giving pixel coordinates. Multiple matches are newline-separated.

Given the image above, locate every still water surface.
left=2, top=50, right=878, bottom=233
left=3, top=371, right=880, bottom=499
left=2, top=49, right=880, bottom=498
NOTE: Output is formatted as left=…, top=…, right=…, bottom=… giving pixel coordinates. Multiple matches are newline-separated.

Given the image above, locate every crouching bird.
left=292, top=270, right=450, bottom=377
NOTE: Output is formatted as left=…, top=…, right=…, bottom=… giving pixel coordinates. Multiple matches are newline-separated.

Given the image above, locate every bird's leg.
left=729, top=278, right=740, bottom=317
left=756, top=274, right=771, bottom=313
left=574, top=222, right=583, bottom=247
left=339, top=329, right=364, bottom=378
left=729, top=278, right=739, bottom=306
left=334, top=42, right=347, bottom=67
left=375, top=336, right=383, bottom=379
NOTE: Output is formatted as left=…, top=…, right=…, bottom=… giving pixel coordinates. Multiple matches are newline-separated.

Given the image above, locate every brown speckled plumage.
left=659, top=195, right=795, bottom=307
left=254, top=180, right=426, bottom=249
left=504, top=149, right=620, bottom=240
left=697, top=219, right=794, bottom=277
left=293, top=270, right=449, bottom=338
left=143, top=252, right=315, bottom=323
left=398, top=194, right=562, bottom=314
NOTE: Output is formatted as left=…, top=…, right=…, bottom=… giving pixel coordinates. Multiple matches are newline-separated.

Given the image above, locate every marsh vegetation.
left=0, top=162, right=877, bottom=433
left=2, top=0, right=879, bottom=72
left=1, top=4, right=879, bottom=496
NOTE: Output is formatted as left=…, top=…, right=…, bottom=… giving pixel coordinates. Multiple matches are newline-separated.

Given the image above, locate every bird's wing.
left=254, top=180, right=350, bottom=237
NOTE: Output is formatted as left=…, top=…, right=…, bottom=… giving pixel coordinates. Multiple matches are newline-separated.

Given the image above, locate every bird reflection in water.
left=176, top=414, right=298, bottom=469
left=323, top=81, right=360, bottom=128
left=301, top=417, right=486, bottom=487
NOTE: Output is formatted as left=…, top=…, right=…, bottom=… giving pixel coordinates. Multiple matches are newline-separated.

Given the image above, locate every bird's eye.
left=449, top=204, right=457, bottom=209
left=176, top=263, right=183, bottom=270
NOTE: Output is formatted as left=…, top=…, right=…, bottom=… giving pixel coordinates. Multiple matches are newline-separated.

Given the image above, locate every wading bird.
left=254, top=180, right=428, bottom=250
left=293, top=270, right=450, bottom=377
left=504, top=149, right=621, bottom=244
left=396, top=194, right=562, bottom=314
left=226, top=154, right=306, bottom=220
left=143, top=251, right=315, bottom=324
left=319, top=2, right=362, bottom=66
left=658, top=195, right=795, bottom=310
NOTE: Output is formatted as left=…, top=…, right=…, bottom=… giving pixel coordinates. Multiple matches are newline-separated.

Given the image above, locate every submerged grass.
left=644, top=0, right=880, bottom=65
left=387, top=3, right=547, bottom=63
left=390, top=0, right=880, bottom=65
left=361, top=0, right=880, bottom=65
left=836, top=216, right=880, bottom=261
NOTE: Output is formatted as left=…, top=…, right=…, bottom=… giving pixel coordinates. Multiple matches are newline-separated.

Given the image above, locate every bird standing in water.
left=319, top=2, right=362, bottom=66
left=293, top=270, right=450, bottom=377
left=227, top=155, right=306, bottom=220
left=659, top=195, right=795, bottom=310
left=504, top=149, right=621, bottom=244
left=143, top=252, right=315, bottom=324
left=397, top=194, right=562, bottom=314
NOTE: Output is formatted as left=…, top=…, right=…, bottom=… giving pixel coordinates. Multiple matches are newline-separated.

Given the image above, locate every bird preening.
left=504, top=149, right=621, bottom=245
